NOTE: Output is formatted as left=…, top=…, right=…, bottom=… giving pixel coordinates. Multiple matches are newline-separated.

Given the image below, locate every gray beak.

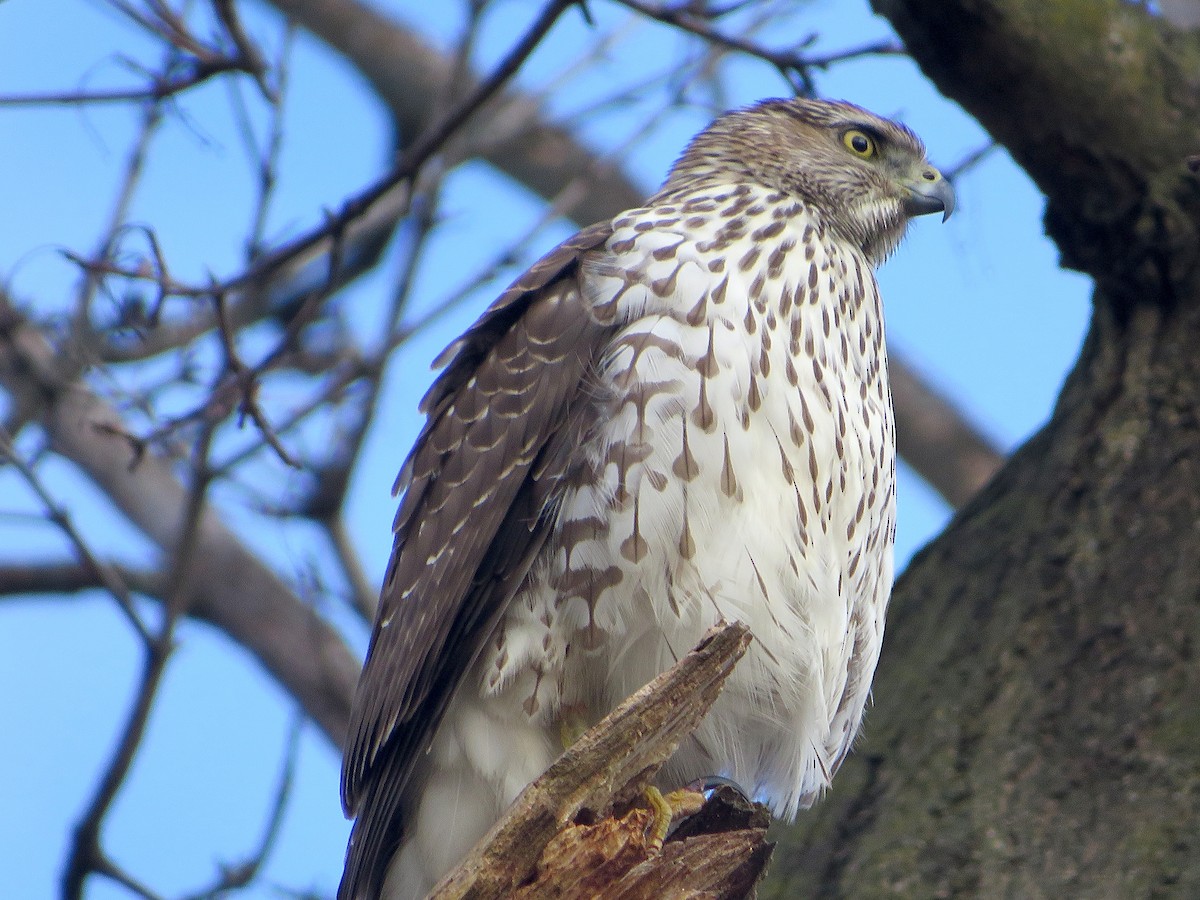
left=903, top=168, right=956, bottom=222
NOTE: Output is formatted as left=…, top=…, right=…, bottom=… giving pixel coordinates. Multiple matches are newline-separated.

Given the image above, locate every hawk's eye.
left=842, top=129, right=877, bottom=158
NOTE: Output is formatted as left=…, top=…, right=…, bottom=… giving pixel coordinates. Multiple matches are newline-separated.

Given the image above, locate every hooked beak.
left=902, top=167, right=956, bottom=222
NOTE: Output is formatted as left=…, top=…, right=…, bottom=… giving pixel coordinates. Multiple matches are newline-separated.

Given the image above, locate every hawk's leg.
left=684, top=774, right=752, bottom=801
left=557, top=705, right=590, bottom=749
left=644, top=786, right=706, bottom=852
left=558, top=705, right=704, bottom=851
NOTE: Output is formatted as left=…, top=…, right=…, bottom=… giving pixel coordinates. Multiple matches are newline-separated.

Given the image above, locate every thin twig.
left=73, top=87, right=166, bottom=327
left=611, top=0, right=904, bottom=93
left=178, top=714, right=304, bottom=899
left=945, top=140, right=999, bottom=182
left=70, top=0, right=584, bottom=307
left=0, top=61, right=249, bottom=106
left=327, top=515, right=378, bottom=621
left=205, top=354, right=367, bottom=477
left=107, top=0, right=211, bottom=59
left=0, top=428, right=151, bottom=644
left=212, top=291, right=300, bottom=468
left=87, top=855, right=165, bottom=900
left=212, top=0, right=273, bottom=99
left=235, top=23, right=296, bottom=261
left=62, top=420, right=219, bottom=899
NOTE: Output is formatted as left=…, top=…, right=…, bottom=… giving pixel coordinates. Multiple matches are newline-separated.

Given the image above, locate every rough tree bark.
left=770, top=3, right=1200, bottom=896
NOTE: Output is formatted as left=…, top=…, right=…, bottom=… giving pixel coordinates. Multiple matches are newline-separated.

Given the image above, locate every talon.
left=558, top=706, right=589, bottom=749
left=644, top=786, right=706, bottom=852
left=685, top=774, right=751, bottom=800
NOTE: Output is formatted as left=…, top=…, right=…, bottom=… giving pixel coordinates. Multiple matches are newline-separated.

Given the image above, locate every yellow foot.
left=558, top=707, right=589, bottom=749
left=644, top=785, right=706, bottom=852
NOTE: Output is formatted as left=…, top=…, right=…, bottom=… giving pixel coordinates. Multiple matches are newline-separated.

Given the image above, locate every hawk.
left=340, top=98, right=954, bottom=899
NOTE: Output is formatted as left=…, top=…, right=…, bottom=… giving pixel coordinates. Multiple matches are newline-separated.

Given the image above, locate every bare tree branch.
left=263, top=0, right=1004, bottom=508
left=0, top=293, right=360, bottom=748
left=0, top=0, right=269, bottom=108
left=0, top=66, right=247, bottom=106
left=0, top=560, right=161, bottom=599
left=64, top=0, right=1001, bottom=508
left=611, top=0, right=904, bottom=94
left=0, top=432, right=150, bottom=642
left=890, top=353, right=1003, bottom=507
left=268, top=0, right=645, bottom=222
left=63, top=418, right=219, bottom=900
left=178, top=714, right=303, bottom=900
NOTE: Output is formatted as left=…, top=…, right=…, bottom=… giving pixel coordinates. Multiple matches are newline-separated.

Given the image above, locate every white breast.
left=484, top=181, right=896, bottom=819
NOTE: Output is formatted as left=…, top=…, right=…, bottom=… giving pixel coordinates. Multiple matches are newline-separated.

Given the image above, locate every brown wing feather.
left=338, top=222, right=615, bottom=900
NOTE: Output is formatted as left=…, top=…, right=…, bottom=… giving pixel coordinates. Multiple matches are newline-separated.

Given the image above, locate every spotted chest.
left=481, top=181, right=896, bottom=816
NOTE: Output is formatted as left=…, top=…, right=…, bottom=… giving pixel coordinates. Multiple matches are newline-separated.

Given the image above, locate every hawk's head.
left=661, top=97, right=955, bottom=265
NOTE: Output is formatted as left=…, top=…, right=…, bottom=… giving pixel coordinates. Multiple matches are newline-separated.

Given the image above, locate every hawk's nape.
left=339, top=98, right=953, bottom=900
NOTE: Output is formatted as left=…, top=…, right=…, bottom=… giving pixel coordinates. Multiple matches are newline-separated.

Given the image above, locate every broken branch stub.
left=429, top=620, right=773, bottom=899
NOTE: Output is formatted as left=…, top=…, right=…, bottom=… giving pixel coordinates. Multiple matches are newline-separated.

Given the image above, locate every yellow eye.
left=842, top=129, right=877, bottom=158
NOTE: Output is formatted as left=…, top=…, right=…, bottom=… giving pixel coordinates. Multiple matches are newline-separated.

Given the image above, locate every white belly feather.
left=389, top=185, right=895, bottom=896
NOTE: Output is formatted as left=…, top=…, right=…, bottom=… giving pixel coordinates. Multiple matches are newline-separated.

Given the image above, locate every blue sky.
left=0, top=1, right=1091, bottom=897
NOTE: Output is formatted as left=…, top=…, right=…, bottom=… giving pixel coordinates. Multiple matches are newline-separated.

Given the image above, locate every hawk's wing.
left=339, top=221, right=616, bottom=899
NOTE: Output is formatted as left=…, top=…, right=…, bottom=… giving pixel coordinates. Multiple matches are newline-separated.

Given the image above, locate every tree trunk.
left=768, top=2, right=1200, bottom=896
